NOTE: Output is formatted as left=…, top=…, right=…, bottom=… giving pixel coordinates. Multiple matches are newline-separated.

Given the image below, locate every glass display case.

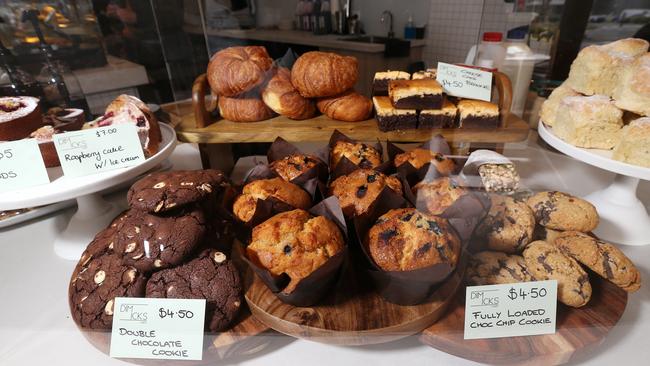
left=1, top=1, right=650, bottom=366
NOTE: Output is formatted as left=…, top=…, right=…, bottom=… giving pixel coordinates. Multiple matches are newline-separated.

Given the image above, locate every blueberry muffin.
left=329, top=169, right=403, bottom=218
left=394, top=148, right=456, bottom=175
left=330, top=141, right=382, bottom=170
left=247, top=209, right=345, bottom=293
left=466, top=251, right=533, bottom=286
left=476, top=195, right=535, bottom=253
left=270, top=154, right=324, bottom=182
left=412, top=177, right=469, bottom=215
left=146, top=249, right=243, bottom=332
left=233, top=178, right=312, bottom=223
left=523, top=241, right=592, bottom=307
left=366, top=208, right=461, bottom=271
left=555, top=231, right=641, bottom=292
left=526, top=191, right=599, bottom=232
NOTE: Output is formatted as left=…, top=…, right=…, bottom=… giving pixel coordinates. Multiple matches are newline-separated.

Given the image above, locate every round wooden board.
left=419, top=276, right=628, bottom=365
left=245, top=261, right=465, bottom=346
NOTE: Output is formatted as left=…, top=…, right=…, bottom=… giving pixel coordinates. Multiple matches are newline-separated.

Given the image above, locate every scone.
left=330, top=140, right=382, bottom=170
left=233, top=178, right=312, bottom=223
left=565, top=38, right=649, bottom=96
left=366, top=208, right=461, bottom=271
left=555, top=231, right=641, bottom=292
left=270, top=154, right=324, bottom=182
left=539, top=83, right=579, bottom=127
left=477, top=195, right=535, bottom=253
left=466, top=251, right=533, bottom=286
left=526, top=191, right=599, bottom=232
left=523, top=241, right=592, bottom=308
left=553, top=95, right=623, bottom=149
left=394, top=148, right=456, bottom=174
left=613, top=117, right=650, bottom=167
left=412, top=177, right=469, bottom=216
left=247, top=209, right=345, bottom=293
left=329, top=169, right=403, bottom=218
left=613, top=53, right=650, bottom=116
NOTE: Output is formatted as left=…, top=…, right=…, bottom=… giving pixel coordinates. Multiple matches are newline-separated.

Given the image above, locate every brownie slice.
left=457, top=99, right=500, bottom=129
left=373, top=96, right=417, bottom=132
left=419, top=99, right=458, bottom=129
left=388, top=79, right=443, bottom=109
left=411, top=69, right=437, bottom=80
left=372, top=70, right=410, bottom=96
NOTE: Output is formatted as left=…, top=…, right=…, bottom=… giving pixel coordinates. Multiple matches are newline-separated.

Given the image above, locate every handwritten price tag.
left=53, top=124, right=145, bottom=178
left=0, top=139, right=50, bottom=193
left=436, top=62, right=493, bottom=101
left=110, top=297, right=206, bottom=360
left=464, top=280, right=557, bottom=340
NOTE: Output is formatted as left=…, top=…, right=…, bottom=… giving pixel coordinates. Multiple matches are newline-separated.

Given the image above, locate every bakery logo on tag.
left=110, top=297, right=205, bottom=360
left=464, top=280, right=557, bottom=340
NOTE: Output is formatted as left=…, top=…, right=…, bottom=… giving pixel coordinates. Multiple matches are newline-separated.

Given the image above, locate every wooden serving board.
left=244, top=260, right=465, bottom=346
left=419, top=276, right=628, bottom=365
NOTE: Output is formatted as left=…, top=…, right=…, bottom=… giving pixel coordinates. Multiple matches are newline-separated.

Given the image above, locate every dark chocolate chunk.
left=415, top=242, right=432, bottom=257
left=283, top=245, right=292, bottom=254
left=356, top=185, right=368, bottom=198
left=379, top=229, right=398, bottom=241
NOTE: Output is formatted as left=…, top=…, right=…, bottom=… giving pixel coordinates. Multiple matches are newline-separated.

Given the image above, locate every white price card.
left=436, top=62, right=493, bottom=101
left=53, top=124, right=145, bottom=178
left=0, top=139, right=50, bottom=193
left=110, top=297, right=206, bottom=360
left=464, top=280, right=557, bottom=340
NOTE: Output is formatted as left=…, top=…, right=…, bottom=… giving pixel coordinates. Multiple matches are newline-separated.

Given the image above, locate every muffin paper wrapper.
left=387, top=136, right=459, bottom=186
left=241, top=196, right=349, bottom=307
left=351, top=188, right=463, bottom=306
left=459, top=149, right=514, bottom=189
left=265, top=137, right=330, bottom=185
left=328, top=130, right=391, bottom=179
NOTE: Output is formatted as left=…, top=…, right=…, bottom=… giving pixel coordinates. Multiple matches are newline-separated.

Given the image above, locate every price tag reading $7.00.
left=53, top=124, right=145, bottom=178
left=110, top=297, right=206, bottom=360
left=0, top=139, right=50, bottom=193
left=464, top=280, right=557, bottom=340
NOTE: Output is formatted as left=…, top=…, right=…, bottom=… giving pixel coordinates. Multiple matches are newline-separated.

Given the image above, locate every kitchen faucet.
left=380, top=10, right=394, bottom=38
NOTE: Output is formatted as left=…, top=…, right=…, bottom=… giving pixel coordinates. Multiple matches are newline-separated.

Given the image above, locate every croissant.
left=207, top=46, right=273, bottom=97
left=291, top=51, right=358, bottom=98
left=262, top=67, right=316, bottom=120
left=317, top=90, right=372, bottom=122
left=219, top=94, right=276, bottom=122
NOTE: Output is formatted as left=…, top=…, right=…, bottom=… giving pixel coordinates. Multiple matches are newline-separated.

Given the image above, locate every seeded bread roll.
left=317, top=90, right=372, bottom=122
left=207, top=46, right=273, bottom=97
left=291, top=51, right=358, bottom=98
left=262, top=67, right=316, bottom=120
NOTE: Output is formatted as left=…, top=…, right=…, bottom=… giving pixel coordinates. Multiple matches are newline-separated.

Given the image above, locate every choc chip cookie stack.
left=69, top=169, right=244, bottom=332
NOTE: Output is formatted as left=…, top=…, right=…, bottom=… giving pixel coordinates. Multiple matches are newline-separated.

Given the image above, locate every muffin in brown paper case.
left=328, top=130, right=392, bottom=179
left=387, top=135, right=458, bottom=186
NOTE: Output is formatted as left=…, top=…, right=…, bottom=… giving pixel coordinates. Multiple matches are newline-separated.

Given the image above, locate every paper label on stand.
left=464, top=280, right=557, bottom=340
left=0, top=139, right=50, bottom=193
left=436, top=62, right=493, bottom=101
left=53, top=125, right=145, bottom=178
left=110, top=297, right=206, bottom=360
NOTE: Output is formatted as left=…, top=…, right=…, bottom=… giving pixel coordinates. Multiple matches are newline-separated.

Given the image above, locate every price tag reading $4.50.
left=110, top=297, right=206, bottom=360
left=464, top=280, right=557, bottom=340
left=0, top=139, right=50, bottom=194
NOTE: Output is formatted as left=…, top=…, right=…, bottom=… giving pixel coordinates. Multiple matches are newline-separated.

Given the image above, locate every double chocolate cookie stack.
left=371, top=69, right=500, bottom=131
left=68, top=169, right=244, bottom=332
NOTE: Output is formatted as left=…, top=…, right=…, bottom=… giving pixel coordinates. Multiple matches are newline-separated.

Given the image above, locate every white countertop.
left=186, top=26, right=426, bottom=53
left=0, top=135, right=649, bottom=366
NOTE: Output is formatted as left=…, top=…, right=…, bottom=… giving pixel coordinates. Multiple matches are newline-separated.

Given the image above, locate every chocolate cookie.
left=114, top=208, right=206, bottom=273
left=329, top=169, right=403, bottom=218
left=555, top=231, right=641, bottom=292
left=476, top=195, right=535, bottom=253
left=79, top=211, right=129, bottom=262
left=146, top=249, right=243, bottom=332
left=128, top=169, right=227, bottom=213
left=69, top=252, right=147, bottom=329
left=467, top=251, right=533, bottom=286
left=526, top=191, right=599, bottom=232
left=523, top=241, right=592, bottom=307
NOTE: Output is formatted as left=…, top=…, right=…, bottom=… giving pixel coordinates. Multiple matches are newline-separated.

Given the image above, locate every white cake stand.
left=538, top=122, right=650, bottom=246
left=0, top=124, right=177, bottom=259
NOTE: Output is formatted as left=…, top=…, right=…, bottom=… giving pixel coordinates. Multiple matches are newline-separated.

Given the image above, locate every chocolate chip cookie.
left=366, top=208, right=461, bottom=271
left=69, top=252, right=147, bottom=329
left=146, top=249, right=243, bottom=332
left=467, top=251, right=533, bottom=286
left=555, top=231, right=641, bottom=292
left=476, top=195, right=535, bottom=253
left=114, top=208, right=206, bottom=273
left=329, top=169, right=403, bottom=218
left=523, top=241, right=592, bottom=307
left=128, top=169, right=227, bottom=213
left=526, top=191, right=599, bottom=232
left=533, top=225, right=563, bottom=245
